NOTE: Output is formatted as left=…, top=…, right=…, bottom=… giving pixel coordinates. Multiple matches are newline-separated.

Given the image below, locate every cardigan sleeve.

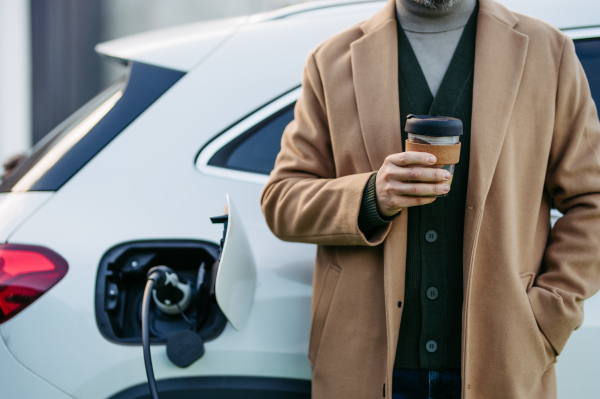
left=261, top=50, right=392, bottom=246
left=528, top=36, right=600, bottom=356
left=358, top=172, right=399, bottom=236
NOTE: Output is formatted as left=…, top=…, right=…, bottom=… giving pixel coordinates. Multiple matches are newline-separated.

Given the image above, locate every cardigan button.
left=426, top=340, right=438, bottom=353
left=425, top=230, right=438, bottom=242
left=427, top=287, right=438, bottom=300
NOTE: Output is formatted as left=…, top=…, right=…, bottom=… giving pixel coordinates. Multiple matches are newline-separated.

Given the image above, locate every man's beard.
left=411, top=0, right=460, bottom=11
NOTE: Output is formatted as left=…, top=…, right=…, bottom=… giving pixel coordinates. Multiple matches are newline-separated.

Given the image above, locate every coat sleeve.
left=260, top=50, right=391, bottom=246
left=529, top=36, right=600, bottom=355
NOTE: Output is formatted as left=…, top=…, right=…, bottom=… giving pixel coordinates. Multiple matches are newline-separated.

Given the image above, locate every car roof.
left=95, top=0, right=599, bottom=72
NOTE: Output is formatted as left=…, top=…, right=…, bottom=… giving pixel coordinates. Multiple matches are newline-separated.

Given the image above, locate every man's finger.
left=388, top=166, right=451, bottom=182
left=400, top=196, right=437, bottom=207
left=392, top=182, right=451, bottom=197
left=388, top=151, right=436, bottom=167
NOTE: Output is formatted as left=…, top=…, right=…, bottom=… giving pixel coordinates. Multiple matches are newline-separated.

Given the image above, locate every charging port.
left=95, top=240, right=227, bottom=345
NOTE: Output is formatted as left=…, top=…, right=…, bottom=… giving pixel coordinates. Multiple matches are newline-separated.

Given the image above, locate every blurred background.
left=0, top=0, right=315, bottom=171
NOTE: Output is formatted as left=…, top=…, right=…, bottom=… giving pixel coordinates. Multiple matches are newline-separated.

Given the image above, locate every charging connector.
left=151, top=268, right=192, bottom=315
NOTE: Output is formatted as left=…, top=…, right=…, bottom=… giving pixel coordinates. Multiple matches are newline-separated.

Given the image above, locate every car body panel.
left=248, top=0, right=383, bottom=22
left=0, top=334, right=74, bottom=399
left=0, top=192, right=52, bottom=242
left=498, top=0, right=600, bottom=29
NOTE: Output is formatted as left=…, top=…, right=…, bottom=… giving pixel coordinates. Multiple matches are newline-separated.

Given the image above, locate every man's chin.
left=411, top=0, right=461, bottom=11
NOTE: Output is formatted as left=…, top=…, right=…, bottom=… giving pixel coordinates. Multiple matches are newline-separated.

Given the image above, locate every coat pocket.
left=308, top=263, right=341, bottom=367
left=519, top=271, right=557, bottom=372
left=520, top=272, right=535, bottom=291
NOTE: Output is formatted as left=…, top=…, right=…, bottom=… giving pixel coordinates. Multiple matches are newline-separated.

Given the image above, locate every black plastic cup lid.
left=405, top=114, right=463, bottom=137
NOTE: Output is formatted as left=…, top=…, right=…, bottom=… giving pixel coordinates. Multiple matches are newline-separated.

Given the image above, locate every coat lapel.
left=351, top=0, right=401, bottom=171
left=463, top=0, right=529, bottom=270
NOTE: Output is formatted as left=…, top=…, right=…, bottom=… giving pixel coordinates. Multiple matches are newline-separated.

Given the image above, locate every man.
left=261, top=0, right=600, bottom=397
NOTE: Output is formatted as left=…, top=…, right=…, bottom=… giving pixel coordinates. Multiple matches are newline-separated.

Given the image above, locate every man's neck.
left=395, top=0, right=476, bottom=33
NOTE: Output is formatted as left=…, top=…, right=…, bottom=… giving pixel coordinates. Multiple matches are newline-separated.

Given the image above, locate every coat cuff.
left=358, top=172, right=398, bottom=235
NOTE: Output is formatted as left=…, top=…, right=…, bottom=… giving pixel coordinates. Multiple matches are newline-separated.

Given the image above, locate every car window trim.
left=196, top=86, right=301, bottom=185
left=563, top=26, right=600, bottom=40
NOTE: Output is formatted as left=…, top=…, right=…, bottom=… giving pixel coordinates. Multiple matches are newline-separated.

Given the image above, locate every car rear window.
left=0, top=62, right=184, bottom=192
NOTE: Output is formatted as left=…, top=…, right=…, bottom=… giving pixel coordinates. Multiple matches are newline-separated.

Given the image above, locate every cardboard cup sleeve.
left=405, top=140, right=461, bottom=165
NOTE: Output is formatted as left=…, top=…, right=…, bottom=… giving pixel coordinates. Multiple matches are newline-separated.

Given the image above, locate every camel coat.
left=261, top=0, right=600, bottom=397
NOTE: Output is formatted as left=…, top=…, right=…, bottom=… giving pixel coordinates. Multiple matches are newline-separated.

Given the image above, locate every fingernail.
left=427, top=156, right=436, bottom=164
left=443, top=172, right=451, bottom=180
left=443, top=185, right=450, bottom=193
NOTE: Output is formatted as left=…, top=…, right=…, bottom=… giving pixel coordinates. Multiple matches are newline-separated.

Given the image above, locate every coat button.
left=425, top=230, right=438, bottom=242
left=426, top=340, right=438, bottom=353
left=427, top=287, right=438, bottom=300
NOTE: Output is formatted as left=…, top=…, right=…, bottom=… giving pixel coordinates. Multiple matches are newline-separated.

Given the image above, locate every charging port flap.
left=215, top=194, right=257, bottom=330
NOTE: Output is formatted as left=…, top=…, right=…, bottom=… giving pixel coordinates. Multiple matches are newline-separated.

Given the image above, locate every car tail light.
left=0, top=244, right=68, bottom=325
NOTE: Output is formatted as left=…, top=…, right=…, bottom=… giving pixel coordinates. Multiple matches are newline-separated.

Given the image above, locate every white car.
left=0, top=1, right=598, bottom=398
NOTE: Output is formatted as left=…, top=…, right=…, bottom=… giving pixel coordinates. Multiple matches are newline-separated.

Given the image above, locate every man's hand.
left=376, top=152, right=451, bottom=217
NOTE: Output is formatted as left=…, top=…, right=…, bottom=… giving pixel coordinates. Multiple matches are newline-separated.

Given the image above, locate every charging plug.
left=147, top=266, right=192, bottom=315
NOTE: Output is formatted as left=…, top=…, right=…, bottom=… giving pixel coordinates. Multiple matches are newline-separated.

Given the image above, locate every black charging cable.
left=142, top=266, right=174, bottom=399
